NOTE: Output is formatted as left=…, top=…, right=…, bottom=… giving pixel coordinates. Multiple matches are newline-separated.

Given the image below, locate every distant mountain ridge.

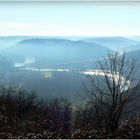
left=82, top=36, right=140, bottom=51
left=3, top=38, right=111, bottom=62
left=1, top=36, right=140, bottom=69
left=126, top=49, right=140, bottom=58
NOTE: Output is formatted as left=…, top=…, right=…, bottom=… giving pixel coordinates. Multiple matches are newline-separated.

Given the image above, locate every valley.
left=0, top=36, right=140, bottom=102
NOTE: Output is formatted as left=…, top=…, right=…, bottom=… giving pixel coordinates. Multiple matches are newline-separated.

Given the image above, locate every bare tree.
left=84, top=51, right=140, bottom=132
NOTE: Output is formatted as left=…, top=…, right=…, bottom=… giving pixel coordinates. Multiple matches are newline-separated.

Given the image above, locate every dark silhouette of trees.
left=0, top=87, right=72, bottom=138
left=82, top=51, right=140, bottom=133
left=44, top=98, right=72, bottom=138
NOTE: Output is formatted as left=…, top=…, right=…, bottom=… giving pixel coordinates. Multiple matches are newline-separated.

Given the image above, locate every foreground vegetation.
left=0, top=87, right=140, bottom=139
left=1, top=52, right=140, bottom=139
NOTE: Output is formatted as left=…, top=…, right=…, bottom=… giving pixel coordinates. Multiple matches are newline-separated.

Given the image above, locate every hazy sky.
left=0, top=2, right=140, bottom=36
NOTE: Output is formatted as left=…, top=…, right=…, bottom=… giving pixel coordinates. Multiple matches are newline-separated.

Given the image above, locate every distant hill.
left=127, top=36, right=140, bottom=42
left=0, top=36, right=62, bottom=50
left=0, top=54, right=13, bottom=69
left=125, top=49, right=140, bottom=76
left=0, top=36, right=30, bottom=50
left=3, top=38, right=111, bottom=63
left=126, top=49, right=140, bottom=59
left=82, top=36, right=140, bottom=52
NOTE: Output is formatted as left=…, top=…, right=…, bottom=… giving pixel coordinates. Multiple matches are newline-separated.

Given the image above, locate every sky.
left=0, top=2, right=140, bottom=36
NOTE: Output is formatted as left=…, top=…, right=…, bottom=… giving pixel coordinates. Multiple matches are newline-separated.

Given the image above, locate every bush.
left=0, top=87, right=72, bottom=138
left=1, top=86, right=140, bottom=139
